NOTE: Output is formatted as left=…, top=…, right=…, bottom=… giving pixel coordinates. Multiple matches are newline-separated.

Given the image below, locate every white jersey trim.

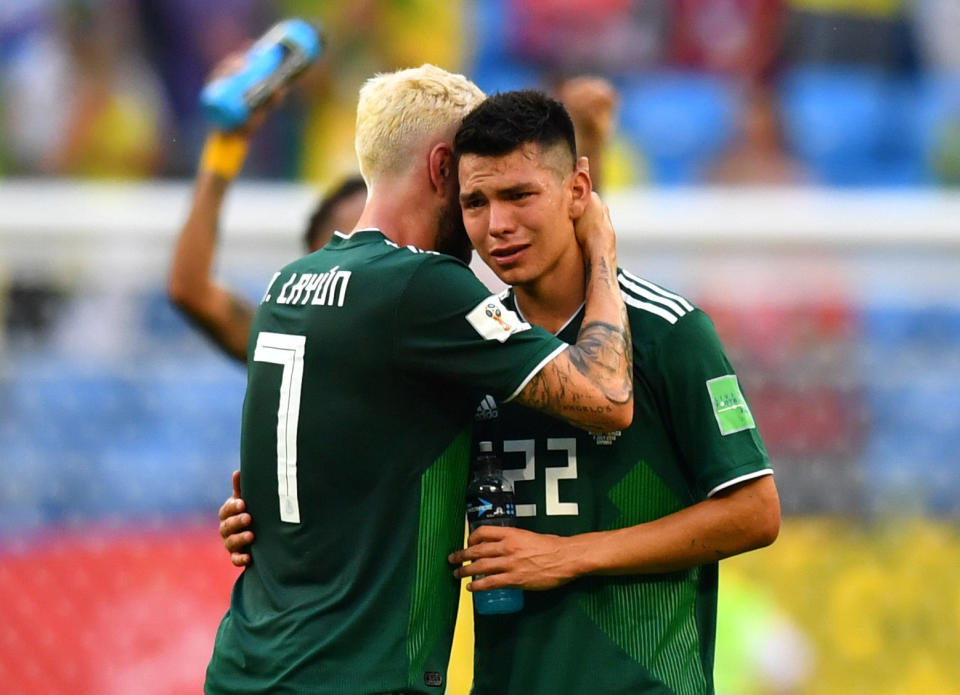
left=619, top=274, right=690, bottom=318
left=621, top=292, right=681, bottom=324
left=707, top=469, right=774, bottom=498
left=620, top=269, right=695, bottom=312
left=503, top=343, right=569, bottom=403
left=333, top=227, right=380, bottom=240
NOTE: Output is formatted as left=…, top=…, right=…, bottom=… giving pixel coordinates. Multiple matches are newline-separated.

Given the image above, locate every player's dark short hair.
left=454, top=90, right=577, bottom=167
left=304, top=175, right=367, bottom=250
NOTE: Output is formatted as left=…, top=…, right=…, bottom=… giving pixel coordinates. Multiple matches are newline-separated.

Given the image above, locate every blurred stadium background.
left=2, top=1, right=960, bottom=693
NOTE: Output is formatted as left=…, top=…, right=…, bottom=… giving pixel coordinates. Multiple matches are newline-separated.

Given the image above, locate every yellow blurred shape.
left=723, top=517, right=960, bottom=695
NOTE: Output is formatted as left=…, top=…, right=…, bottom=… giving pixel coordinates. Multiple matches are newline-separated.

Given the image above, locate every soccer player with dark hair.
left=302, top=175, right=368, bottom=251
left=448, top=89, right=779, bottom=695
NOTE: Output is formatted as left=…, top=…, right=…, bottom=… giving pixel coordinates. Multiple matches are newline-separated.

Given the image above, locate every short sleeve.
left=650, top=310, right=772, bottom=499
left=394, top=255, right=566, bottom=401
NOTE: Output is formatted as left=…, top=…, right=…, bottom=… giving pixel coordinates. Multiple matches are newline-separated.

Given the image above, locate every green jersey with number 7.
left=204, top=228, right=566, bottom=695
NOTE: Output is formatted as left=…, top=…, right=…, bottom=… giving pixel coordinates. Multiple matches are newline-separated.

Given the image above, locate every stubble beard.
left=434, top=199, right=473, bottom=264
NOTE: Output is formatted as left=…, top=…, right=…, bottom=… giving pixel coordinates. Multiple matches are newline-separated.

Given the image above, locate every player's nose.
left=487, top=201, right=513, bottom=237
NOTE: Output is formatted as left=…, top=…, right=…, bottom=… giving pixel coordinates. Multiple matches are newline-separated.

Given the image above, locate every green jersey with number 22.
left=471, top=270, right=772, bottom=695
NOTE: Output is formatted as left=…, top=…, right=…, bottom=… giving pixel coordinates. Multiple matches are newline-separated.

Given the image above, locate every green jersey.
left=471, top=270, right=772, bottom=695
left=204, top=229, right=566, bottom=695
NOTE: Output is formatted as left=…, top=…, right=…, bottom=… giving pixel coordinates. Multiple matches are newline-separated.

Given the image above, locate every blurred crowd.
left=1, top=0, right=959, bottom=187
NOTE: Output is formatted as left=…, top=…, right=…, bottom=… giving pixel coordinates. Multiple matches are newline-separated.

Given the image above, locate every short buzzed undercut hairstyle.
left=455, top=89, right=578, bottom=169
left=355, top=64, right=485, bottom=185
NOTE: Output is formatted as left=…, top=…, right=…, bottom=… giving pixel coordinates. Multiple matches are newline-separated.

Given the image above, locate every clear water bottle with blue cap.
left=200, top=18, right=322, bottom=130
left=465, top=441, right=524, bottom=615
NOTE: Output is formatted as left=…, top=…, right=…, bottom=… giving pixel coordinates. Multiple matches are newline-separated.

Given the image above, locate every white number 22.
left=253, top=331, right=306, bottom=524
left=501, top=438, right=579, bottom=517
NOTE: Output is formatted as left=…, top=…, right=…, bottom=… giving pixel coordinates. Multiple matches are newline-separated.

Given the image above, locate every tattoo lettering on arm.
left=518, top=316, right=633, bottom=431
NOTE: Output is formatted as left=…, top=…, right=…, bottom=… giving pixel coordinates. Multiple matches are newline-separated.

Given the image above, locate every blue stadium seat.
left=140, top=289, right=204, bottom=348
left=0, top=356, right=245, bottom=527
left=618, top=73, right=736, bottom=185
left=862, top=305, right=960, bottom=347
left=778, top=68, right=918, bottom=186
left=466, top=0, right=543, bottom=94
left=860, top=303, right=960, bottom=514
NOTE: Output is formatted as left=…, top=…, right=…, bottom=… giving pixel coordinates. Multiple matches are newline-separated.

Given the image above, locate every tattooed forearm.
left=517, top=319, right=633, bottom=431
left=595, top=256, right=614, bottom=289
left=567, top=319, right=633, bottom=404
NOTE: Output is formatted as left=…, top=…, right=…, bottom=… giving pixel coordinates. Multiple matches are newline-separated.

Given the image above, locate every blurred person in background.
left=670, top=0, right=785, bottom=86
left=222, top=89, right=781, bottom=695
left=908, top=0, right=960, bottom=73
left=505, top=0, right=670, bottom=77
left=0, top=0, right=167, bottom=177
left=781, top=0, right=917, bottom=72
left=555, top=75, right=618, bottom=192
left=279, top=0, right=467, bottom=182
left=203, top=64, right=635, bottom=694
left=709, top=85, right=807, bottom=184
left=167, top=50, right=366, bottom=362
left=132, top=0, right=292, bottom=176
left=907, top=0, right=960, bottom=187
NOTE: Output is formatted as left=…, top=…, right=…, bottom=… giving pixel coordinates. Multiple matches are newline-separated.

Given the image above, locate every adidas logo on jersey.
left=618, top=269, right=694, bottom=325
left=474, top=394, right=499, bottom=422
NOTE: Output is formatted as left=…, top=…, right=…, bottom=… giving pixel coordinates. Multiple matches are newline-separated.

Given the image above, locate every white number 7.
left=253, top=331, right=306, bottom=524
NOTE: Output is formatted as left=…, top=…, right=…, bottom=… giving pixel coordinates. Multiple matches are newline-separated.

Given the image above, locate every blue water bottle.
left=465, top=441, right=524, bottom=615
left=199, top=18, right=322, bottom=130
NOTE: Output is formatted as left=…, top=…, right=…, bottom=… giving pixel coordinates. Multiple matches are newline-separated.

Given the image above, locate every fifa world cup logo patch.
left=485, top=303, right=512, bottom=331
left=466, top=295, right=532, bottom=343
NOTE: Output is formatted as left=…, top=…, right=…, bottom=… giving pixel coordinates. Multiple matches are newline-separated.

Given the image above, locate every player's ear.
left=568, top=156, right=592, bottom=219
left=428, top=142, right=455, bottom=196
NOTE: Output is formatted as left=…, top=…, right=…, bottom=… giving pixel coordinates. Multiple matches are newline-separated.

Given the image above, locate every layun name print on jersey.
left=261, top=267, right=353, bottom=307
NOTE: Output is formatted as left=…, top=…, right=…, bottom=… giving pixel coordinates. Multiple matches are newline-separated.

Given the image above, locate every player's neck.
left=513, top=245, right=586, bottom=334
left=353, top=179, right=438, bottom=251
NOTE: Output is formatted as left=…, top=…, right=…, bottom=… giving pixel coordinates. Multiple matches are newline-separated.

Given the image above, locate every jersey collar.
left=329, top=228, right=384, bottom=246
left=507, top=288, right=586, bottom=338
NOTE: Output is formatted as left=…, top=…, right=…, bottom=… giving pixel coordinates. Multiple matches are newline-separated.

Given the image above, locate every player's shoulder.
left=375, top=238, right=476, bottom=282
left=321, top=230, right=472, bottom=278
left=618, top=268, right=701, bottom=336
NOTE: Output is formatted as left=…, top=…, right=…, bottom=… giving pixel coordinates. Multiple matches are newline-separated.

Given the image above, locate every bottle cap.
left=478, top=440, right=493, bottom=453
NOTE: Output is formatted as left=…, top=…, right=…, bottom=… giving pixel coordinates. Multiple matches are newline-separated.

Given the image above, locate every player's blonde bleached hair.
left=355, top=64, right=485, bottom=185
